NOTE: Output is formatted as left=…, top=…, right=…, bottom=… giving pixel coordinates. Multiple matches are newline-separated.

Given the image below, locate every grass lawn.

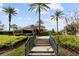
left=5, top=45, right=25, bottom=56
left=0, top=35, right=27, bottom=49
left=53, top=35, right=79, bottom=53
left=0, top=45, right=26, bottom=56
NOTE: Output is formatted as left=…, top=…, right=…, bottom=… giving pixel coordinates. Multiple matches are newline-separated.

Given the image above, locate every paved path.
left=28, top=36, right=55, bottom=56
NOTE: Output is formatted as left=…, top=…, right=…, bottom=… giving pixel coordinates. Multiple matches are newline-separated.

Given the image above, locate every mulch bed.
left=59, top=46, right=79, bottom=56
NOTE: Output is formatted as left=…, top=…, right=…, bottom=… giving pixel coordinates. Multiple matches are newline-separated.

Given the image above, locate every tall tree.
left=65, top=22, right=78, bottom=35
left=36, top=19, right=44, bottom=25
left=29, top=3, right=50, bottom=32
left=3, top=6, right=17, bottom=32
left=11, top=24, right=18, bottom=35
left=0, top=21, right=4, bottom=31
left=11, top=24, right=18, bottom=30
left=51, top=10, right=63, bottom=33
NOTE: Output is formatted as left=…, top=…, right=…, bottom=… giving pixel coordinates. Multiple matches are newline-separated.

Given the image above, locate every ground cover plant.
left=53, top=35, right=79, bottom=53
left=5, top=45, right=25, bottom=56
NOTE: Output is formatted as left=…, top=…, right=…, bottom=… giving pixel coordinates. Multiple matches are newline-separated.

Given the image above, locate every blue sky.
left=0, top=3, right=79, bottom=31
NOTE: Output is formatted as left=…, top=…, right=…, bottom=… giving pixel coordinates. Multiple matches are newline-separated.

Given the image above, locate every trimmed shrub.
left=52, top=32, right=62, bottom=35
left=0, top=31, right=13, bottom=35
left=38, top=31, right=49, bottom=36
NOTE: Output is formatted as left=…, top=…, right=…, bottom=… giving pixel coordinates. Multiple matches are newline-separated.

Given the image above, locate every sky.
left=0, top=3, right=79, bottom=31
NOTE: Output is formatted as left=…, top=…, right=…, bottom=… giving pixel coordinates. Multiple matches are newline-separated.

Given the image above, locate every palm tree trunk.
left=9, top=14, right=11, bottom=32
left=56, top=17, right=58, bottom=33
left=13, top=29, right=15, bottom=36
left=38, top=5, right=41, bottom=33
left=65, top=17, right=68, bottom=34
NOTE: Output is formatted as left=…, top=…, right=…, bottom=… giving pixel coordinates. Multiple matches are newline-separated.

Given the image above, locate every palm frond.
left=3, top=6, right=17, bottom=16
left=51, top=9, right=64, bottom=22
left=28, top=6, right=35, bottom=12
left=40, top=7, right=48, bottom=12
left=41, top=4, right=50, bottom=9
left=28, top=3, right=50, bottom=14
left=36, top=7, right=39, bottom=14
left=51, top=15, right=55, bottom=20
left=28, top=4, right=38, bottom=10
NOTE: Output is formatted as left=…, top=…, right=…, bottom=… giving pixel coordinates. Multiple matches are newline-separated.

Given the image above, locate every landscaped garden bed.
left=53, top=35, right=79, bottom=54
left=0, top=35, right=27, bottom=49
left=0, top=35, right=35, bottom=56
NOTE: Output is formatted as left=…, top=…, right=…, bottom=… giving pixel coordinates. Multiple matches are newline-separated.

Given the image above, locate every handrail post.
left=25, top=33, right=36, bottom=56
left=25, top=37, right=30, bottom=56
left=49, top=31, right=59, bottom=56
left=56, top=43, right=58, bottom=55
left=33, top=32, right=36, bottom=46
left=25, top=44, right=26, bottom=56
left=25, top=38, right=27, bottom=56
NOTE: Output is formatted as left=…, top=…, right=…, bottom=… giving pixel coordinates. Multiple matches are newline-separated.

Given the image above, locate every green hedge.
left=52, top=32, right=62, bottom=35
left=0, top=31, right=13, bottom=35
left=0, top=30, right=32, bottom=35
left=38, top=31, right=49, bottom=36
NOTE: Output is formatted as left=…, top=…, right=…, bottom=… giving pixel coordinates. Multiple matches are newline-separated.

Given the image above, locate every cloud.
left=0, top=8, right=3, bottom=12
left=0, top=3, right=3, bottom=7
left=43, top=18, right=66, bottom=30
left=15, top=8, right=20, bottom=13
left=27, top=18, right=31, bottom=20
left=17, top=17, right=23, bottom=20
left=41, top=11, right=47, bottom=15
left=43, top=19, right=56, bottom=30
left=0, top=3, right=3, bottom=12
left=47, top=3, right=64, bottom=11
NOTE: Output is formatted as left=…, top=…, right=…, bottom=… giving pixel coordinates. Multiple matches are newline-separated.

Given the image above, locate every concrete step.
left=36, top=36, right=49, bottom=40
left=28, top=36, right=55, bottom=56
left=35, top=44, right=50, bottom=46
left=28, top=52, right=55, bottom=56
left=30, top=46, right=54, bottom=52
left=35, top=36, right=50, bottom=44
left=30, top=51, right=54, bottom=53
left=35, top=39, right=49, bottom=44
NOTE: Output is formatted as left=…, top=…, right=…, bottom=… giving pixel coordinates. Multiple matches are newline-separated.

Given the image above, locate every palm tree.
left=3, top=6, right=17, bottom=32
left=29, top=3, right=50, bottom=32
left=51, top=10, right=63, bottom=33
left=11, top=24, right=18, bottom=35
left=0, top=21, right=4, bottom=31
left=36, top=19, right=44, bottom=25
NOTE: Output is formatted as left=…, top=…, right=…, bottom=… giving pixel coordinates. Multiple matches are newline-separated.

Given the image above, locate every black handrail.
left=49, top=32, right=58, bottom=56
left=25, top=33, right=36, bottom=56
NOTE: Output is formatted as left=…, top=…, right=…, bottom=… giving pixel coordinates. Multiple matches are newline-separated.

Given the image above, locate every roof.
left=22, top=25, right=45, bottom=30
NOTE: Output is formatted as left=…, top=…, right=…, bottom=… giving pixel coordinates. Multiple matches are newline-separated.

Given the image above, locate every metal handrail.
left=49, top=32, right=58, bottom=56
left=25, top=33, right=36, bottom=56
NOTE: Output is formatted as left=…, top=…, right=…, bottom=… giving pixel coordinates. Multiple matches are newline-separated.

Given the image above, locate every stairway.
left=28, top=36, right=55, bottom=56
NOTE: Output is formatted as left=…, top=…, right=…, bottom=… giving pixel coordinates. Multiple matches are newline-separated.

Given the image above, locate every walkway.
left=28, top=36, right=55, bottom=56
